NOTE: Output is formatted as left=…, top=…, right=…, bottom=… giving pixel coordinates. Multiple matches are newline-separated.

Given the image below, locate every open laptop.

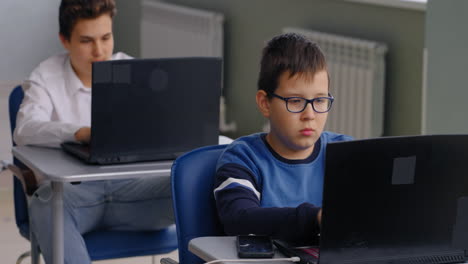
left=61, top=57, right=221, bottom=164
left=276, top=135, right=468, bottom=264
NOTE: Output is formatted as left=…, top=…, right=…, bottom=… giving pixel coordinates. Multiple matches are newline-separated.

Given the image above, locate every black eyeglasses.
left=269, top=92, right=334, bottom=113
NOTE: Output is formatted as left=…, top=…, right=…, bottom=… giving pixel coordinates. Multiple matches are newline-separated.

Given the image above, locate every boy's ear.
left=256, top=90, right=271, bottom=118
left=59, top=33, right=70, bottom=51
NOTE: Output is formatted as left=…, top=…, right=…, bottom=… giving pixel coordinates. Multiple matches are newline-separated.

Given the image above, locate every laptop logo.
left=391, top=156, right=416, bottom=185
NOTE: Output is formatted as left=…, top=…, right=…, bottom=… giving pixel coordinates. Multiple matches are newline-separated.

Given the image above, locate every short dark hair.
left=257, top=33, right=328, bottom=95
left=59, top=0, right=117, bottom=40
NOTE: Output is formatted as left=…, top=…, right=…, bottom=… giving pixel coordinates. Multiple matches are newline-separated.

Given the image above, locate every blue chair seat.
left=85, top=225, right=177, bottom=260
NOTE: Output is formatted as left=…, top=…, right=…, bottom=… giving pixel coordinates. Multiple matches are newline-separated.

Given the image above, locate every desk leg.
left=51, top=182, right=64, bottom=264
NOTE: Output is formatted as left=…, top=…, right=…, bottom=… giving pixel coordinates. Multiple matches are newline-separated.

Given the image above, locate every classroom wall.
left=0, top=0, right=63, bottom=162
left=114, top=0, right=426, bottom=139
left=0, top=0, right=63, bottom=81
left=424, top=0, right=468, bottom=134
left=113, top=0, right=142, bottom=57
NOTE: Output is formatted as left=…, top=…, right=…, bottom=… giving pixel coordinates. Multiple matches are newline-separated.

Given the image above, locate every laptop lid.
left=88, top=57, right=221, bottom=164
left=319, top=135, right=468, bottom=264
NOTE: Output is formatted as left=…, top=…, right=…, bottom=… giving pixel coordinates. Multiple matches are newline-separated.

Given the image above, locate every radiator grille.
left=283, top=28, right=387, bottom=139
left=141, top=0, right=224, bottom=58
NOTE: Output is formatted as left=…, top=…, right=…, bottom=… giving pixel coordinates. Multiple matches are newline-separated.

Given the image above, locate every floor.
left=0, top=170, right=178, bottom=264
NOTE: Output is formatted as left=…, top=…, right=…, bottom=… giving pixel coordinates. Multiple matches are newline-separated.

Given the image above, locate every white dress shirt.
left=14, top=52, right=132, bottom=148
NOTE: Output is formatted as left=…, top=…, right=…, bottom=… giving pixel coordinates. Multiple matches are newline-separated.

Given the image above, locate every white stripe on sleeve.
left=213, top=177, right=261, bottom=200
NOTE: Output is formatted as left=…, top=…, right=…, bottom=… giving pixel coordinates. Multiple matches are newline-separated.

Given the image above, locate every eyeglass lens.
left=287, top=97, right=332, bottom=113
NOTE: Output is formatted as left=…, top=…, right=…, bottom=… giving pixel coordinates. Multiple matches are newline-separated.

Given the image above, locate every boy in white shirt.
left=14, top=1, right=173, bottom=263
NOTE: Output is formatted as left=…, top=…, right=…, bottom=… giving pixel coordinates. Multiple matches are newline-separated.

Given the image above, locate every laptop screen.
left=319, top=135, right=468, bottom=264
left=88, top=57, right=221, bottom=164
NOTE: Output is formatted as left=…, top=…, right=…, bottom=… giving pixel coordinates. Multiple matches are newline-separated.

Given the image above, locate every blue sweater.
left=213, top=131, right=352, bottom=242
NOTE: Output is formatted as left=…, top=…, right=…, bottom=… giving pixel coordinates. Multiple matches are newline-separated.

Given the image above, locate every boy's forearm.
left=217, top=194, right=321, bottom=241
left=14, top=120, right=81, bottom=148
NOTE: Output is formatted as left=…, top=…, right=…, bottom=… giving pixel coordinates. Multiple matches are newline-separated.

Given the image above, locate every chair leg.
left=15, top=240, right=41, bottom=264
left=160, top=258, right=179, bottom=264
left=16, top=251, right=30, bottom=264
left=31, top=231, right=41, bottom=264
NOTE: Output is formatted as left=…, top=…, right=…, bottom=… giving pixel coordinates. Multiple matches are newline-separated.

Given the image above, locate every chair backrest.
left=8, top=85, right=30, bottom=239
left=9, top=85, right=23, bottom=136
left=171, top=144, right=227, bottom=264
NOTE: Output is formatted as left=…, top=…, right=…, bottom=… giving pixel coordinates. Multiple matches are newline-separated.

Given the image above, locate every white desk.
left=189, top=236, right=293, bottom=264
left=12, top=146, right=173, bottom=264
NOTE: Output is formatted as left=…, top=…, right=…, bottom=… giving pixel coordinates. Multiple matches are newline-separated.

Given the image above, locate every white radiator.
left=141, top=0, right=224, bottom=58
left=283, top=28, right=387, bottom=139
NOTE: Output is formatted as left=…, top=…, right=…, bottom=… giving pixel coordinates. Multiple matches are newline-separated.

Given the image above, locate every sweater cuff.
left=61, top=123, right=82, bottom=143
left=297, top=203, right=321, bottom=237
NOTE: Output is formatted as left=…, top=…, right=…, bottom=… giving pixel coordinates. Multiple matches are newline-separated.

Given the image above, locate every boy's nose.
left=93, top=42, right=104, bottom=57
left=301, top=102, right=316, bottom=120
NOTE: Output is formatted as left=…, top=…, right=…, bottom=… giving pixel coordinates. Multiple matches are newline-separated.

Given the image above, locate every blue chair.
left=8, top=85, right=178, bottom=263
left=169, top=144, right=227, bottom=264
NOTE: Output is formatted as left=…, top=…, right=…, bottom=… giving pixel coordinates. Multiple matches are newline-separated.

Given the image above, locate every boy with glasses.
left=213, top=33, right=352, bottom=243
